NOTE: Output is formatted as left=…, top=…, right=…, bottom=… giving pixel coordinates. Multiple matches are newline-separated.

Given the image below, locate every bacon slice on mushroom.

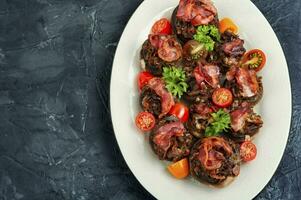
left=190, top=137, right=240, bottom=184
left=236, top=68, right=259, bottom=97
left=226, top=67, right=259, bottom=98
left=193, top=102, right=213, bottom=116
left=148, top=34, right=182, bottom=62
left=202, top=64, right=220, bottom=88
left=153, top=121, right=185, bottom=151
left=194, top=63, right=220, bottom=88
left=177, top=0, right=217, bottom=26
left=222, top=38, right=245, bottom=57
left=230, top=107, right=251, bottom=132
left=198, top=137, right=233, bottom=170
left=149, top=34, right=169, bottom=49
left=158, top=37, right=182, bottom=62
left=147, top=78, right=175, bottom=118
left=226, top=65, right=237, bottom=81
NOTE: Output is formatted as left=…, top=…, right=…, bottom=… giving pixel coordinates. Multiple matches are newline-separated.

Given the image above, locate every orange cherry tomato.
left=212, top=88, right=233, bottom=108
left=151, top=18, right=172, bottom=35
left=137, top=71, right=154, bottom=91
left=169, top=103, right=189, bottom=123
left=167, top=158, right=189, bottom=179
left=219, top=18, right=238, bottom=34
left=135, top=112, right=156, bottom=132
left=242, top=49, right=266, bottom=72
left=240, top=141, right=257, bottom=162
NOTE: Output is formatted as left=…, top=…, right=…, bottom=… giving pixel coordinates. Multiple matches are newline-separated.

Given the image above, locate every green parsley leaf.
left=162, top=66, right=188, bottom=99
left=205, top=109, right=231, bottom=137
left=193, top=25, right=220, bottom=52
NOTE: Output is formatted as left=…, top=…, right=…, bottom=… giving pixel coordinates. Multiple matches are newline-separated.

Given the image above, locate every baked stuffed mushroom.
left=140, top=77, right=175, bottom=118
left=150, top=117, right=194, bottom=162
left=218, top=30, right=246, bottom=68
left=186, top=102, right=213, bottom=138
left=171, top=0, right=219, bottom=43
left=190, top=137, right=240, bottom=185
left=140, top=34, right=182, bottom=76
left=224, top=66, right=263, bottom=106
left=184, top=61, right=221, bottom=103
left=229, top=106, right=263, bottom=141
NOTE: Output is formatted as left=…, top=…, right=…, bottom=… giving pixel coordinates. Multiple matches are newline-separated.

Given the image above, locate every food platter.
left=110, top=0, right=291, bottom=199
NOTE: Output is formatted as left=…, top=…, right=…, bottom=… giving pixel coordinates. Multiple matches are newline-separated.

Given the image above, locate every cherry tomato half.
left=167, top=158, right=189, bottom=179
left=151, top=18, right=172, bottom=35
left=135, top=112, right=156, bottom=132
left=240, top=141, right=257, bottom=162
left=212, top=88, right=233, bottom=108
left=242, top=49, right=266, bottom=72
left=137, top=71, right=154, bottom=91
left=169, top=103, right=189, bottom=123
left=182, top=40, right=205, bottom=58
left=219, top=17, right=238, bottom=34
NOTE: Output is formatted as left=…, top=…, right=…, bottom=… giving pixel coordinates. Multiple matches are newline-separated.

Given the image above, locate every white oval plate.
left=110, top=0, right=291, bottom=199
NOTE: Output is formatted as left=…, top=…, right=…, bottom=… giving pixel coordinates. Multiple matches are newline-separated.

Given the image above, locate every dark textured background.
left=0, top=0, right=300, bottom=199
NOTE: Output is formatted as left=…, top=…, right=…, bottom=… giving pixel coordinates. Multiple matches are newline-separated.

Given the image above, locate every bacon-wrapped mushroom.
left=184, top=61, right=221, bottom=103
left=140, top=78, right=175, bottom=118
left=190, top=137, right=240, bottom=185
left=140, top=35, right=182, bottom=76
left=171, top=0, right=219, bottom=42
left=186, top=102, right=213, bottom=138
left=229, top=106, right=263, bottom=141
left=150, top=118, right=194, bottom=162
left=225, top=66, right=263, bottom=106
left=218, top=30, right=246, bottom=68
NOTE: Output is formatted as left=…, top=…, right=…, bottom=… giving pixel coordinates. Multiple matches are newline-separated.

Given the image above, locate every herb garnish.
left=205, top=109, right=231, bottom=137
left=162, top=66, right=188, bottom=99
left=193, top=25, right=220, bottom=52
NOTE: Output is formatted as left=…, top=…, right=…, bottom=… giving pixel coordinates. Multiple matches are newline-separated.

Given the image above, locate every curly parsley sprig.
left=162, top=66, right=188, bottom=99
left=193, top=25, right=221, bottom=52
left=205, top=109, right=231, bottom=137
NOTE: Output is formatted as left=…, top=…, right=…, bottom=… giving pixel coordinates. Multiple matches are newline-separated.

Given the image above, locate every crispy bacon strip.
left=193, top=66, right=205, bottom=85
left=226, top=67, right=260, bottom=98
left=153, top=121, right=185, bottom=151
left=148, top=34, right=169, bottom=49
left=235, top=68, right=259, bottom=97
left=226, top=66, right=237, bottom=81
left=230, top=107, right=251, bottom=132
left=147, top=78, right=175, bottom=118
left=222, top=38, right=245, bottom=57
left=193, top=103, right=213, bottom=116
left=158, top=37, right=182, bottom=62
left=194, top=64, right=220, bottom=88
left=202, top=64, right=220, bottom=88
left=176, top=0, right=217, bottom=26
left=148, top=34, right=182, bottom=62
left=198, top=137, right=233, bottom=170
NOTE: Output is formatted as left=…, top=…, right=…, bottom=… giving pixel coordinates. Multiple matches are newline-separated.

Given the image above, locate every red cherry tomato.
left=151, top=18, right=172, bottom=35
left=240, top=141, right=257, bottom=162
left=169, top=103, right=189, bottom=123
left=242, top=49, right=266, bottom=72
left=135, top=112, right=156, bottom=132
left=137, top=72, right=154, bottom=91
left=212, top=88, right=233, bottom=108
